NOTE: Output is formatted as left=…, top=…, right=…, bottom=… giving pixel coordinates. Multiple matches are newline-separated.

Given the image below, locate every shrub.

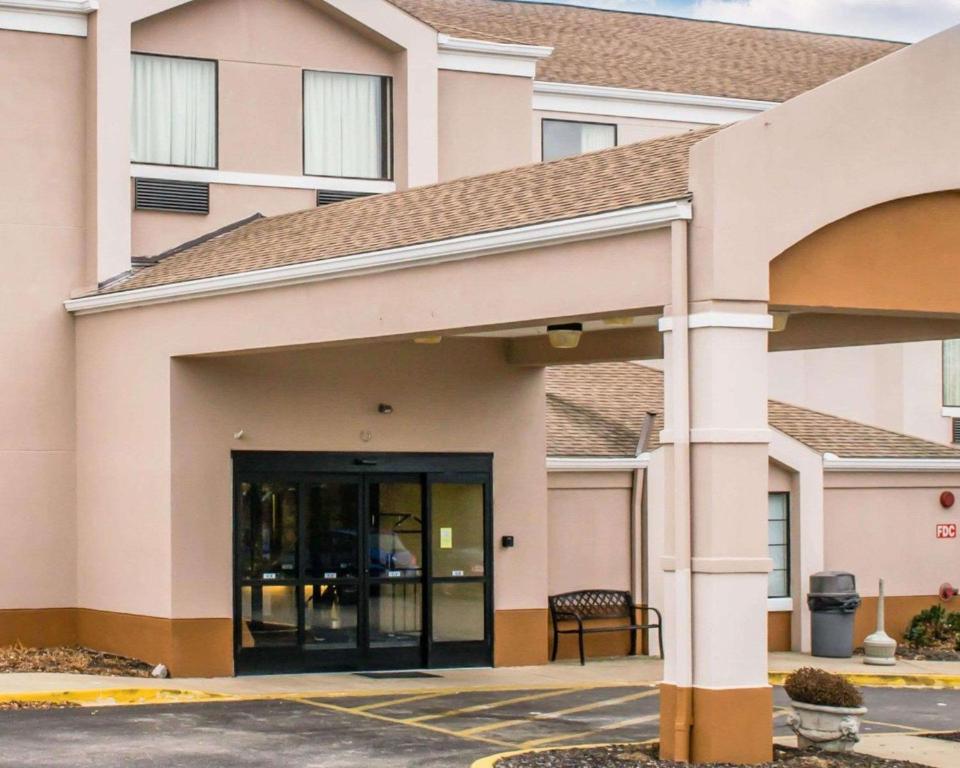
left=784, top=667, right=863, bottom=708
left=904, top=605, right=960, bottom=649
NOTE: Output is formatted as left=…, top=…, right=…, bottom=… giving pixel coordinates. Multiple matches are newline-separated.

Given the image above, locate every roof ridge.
left=486, top=0, right=908, bottom=45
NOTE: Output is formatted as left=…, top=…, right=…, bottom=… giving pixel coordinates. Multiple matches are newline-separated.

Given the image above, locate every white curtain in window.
left=304, top=71, right=385, bottom=179
left=131, top=54, right=217, bottom=168
left=579, top=122, right=616, bottom=153
left=944, top=340, right=960, bottom=407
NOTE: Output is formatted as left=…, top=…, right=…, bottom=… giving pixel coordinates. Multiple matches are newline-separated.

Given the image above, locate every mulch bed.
left=0, top=701, right=80, bottom=711
left=0, top=645, right=154, bottom=677
left=495, top=744, right=931, bottom=768
left=923, top=731, right=960, bottom=742
left=854, top=645, right=960, bottom=662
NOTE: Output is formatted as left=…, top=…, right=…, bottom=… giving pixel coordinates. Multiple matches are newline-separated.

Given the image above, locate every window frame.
left=301, top=69, right=394, bottom=182
left=768, top=492, right=791, bottom=600
left=130, top=51, right=220, bottom=171
left=540, top=118, right=618, bottom=162
left=943, top=340, right=960, bottom=408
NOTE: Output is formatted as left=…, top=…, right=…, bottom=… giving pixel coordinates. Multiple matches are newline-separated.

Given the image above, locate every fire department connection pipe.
left=669, top=219, right=694, bottom=760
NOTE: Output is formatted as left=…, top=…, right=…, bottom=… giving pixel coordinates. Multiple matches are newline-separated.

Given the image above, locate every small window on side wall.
left=768, top=493, right=790, bottom=599
left=303, top=71, right=392, bottom=180
left=542, top=119, right=616, bottom=162
left=131, top=53, right=217, bottom=169
left=943, top=340, right=960, bottom=408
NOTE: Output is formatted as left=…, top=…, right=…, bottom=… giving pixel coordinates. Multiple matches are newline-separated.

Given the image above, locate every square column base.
left=659, top=683, right=773, bottom=765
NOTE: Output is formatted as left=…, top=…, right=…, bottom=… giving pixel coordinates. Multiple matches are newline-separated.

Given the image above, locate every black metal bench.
left=549, top=589, right=663, bottom=666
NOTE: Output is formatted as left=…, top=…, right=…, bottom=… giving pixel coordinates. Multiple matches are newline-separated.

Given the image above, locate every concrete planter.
left=787, top=699, right=868, bottom=752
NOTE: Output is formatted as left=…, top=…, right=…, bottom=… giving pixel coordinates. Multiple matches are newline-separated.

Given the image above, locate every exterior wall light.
left=770, top=311, right=790, bottom=333
left=414, top=336, right=442, bottom=344
left=602, top=316, right=634, bottom=327
left=547, top=323, right=583, bottom=349
left=377, top=403, right=393, bottom=414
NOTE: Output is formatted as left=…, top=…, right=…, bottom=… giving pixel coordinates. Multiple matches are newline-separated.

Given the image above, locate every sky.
left=517, top=0, right=960, bottom=42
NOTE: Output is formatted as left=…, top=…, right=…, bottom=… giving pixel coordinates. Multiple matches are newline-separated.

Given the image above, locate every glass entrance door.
left=233, top=453, right=492, bottom=674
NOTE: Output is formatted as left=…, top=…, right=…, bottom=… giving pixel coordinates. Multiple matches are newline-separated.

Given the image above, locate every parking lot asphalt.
left=0, top=684, right=957, bottom=768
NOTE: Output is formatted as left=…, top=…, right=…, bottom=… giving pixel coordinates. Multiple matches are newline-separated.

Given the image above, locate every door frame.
left=232, top=451, right=494, bottom=675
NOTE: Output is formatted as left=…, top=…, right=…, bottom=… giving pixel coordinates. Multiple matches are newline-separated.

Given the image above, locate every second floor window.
left=303, top=71, right=391, bottom=180
left=131, top=53, right=217, bottom=169
left=944, top=340, right=960, bottom=407
left=768, top=492, right=790, bottom=599
left=542, top=119, right=616, bottom=162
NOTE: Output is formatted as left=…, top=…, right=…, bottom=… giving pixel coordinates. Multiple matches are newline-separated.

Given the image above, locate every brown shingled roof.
left=546, top=362, right=960, bottom=460
left=105, top=127, right=717, bottom=294
left=390, top=0, right=903, bottom=102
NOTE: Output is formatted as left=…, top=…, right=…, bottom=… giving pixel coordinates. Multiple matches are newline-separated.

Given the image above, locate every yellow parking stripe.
left=520, top=713, right=660, bottom=748
left=294, top=696, right=521, bottom=749
left=455, top=688, right=658, bottom=737
left=406, top=687, right=581, bottom=723
left=354, top=691, right=452, bottom=712
left=862, top=718, right=925, bottom=732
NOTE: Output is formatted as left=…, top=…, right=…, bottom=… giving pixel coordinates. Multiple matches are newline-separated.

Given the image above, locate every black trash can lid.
left=809, top=570, right=856, bottom=595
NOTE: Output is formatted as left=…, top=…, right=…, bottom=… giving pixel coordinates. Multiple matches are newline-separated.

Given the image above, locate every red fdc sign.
left=937, top=523, right=958, bottom=539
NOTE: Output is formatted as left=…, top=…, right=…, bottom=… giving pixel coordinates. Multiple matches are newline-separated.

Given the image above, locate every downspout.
left=669, top=218, right=694, bottom=761
left=632, top=413, right=656, bottom=649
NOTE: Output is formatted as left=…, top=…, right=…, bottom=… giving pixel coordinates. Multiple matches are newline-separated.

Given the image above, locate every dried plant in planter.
left=784, top=667, right=863, bottom=708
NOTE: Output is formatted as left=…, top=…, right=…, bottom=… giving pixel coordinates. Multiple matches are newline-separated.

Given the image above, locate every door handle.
left=354, top=458, right=378, bottom=466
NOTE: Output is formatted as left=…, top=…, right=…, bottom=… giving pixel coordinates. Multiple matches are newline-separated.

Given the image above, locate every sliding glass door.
left=233, top=453, right=492, bottom=674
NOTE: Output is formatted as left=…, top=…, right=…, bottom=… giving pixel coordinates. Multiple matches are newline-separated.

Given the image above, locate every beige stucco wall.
left=546, top=472, right=633, bottom=595
left=439, top=71, right=534, bottom=181
left=0, top=29, right=85, bottom=609
left=129, top=0, right=404, bottom=257
left=824, top=472, right=960, bottom=599
left=770, top=342, right=950, bottom=446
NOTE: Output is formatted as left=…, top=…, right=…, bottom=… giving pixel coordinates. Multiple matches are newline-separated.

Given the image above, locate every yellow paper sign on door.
left=440, top=527, right=453, bottom=549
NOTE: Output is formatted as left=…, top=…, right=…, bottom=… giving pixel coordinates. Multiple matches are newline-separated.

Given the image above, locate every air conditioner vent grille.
left=317, top=189, right=375, bottom=206
left=135, top=177, right=210, bottom=214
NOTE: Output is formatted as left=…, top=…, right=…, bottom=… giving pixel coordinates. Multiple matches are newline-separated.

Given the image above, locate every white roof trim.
left=547, top=455, right=651, bottom=471
left=131, top=164, right=396, bottom=195
left=65, top=199, right=691, bottom=315
left=822, top=453, right=960, bottom=472
left=533, top=81, right=775, bottom=125
left=438, top=34, right=554, bottom=78
left=0, top=0, right=96, bottom=36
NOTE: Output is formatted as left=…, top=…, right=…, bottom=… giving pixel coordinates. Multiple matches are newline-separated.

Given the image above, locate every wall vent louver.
left=952, top=418, right=960, bottom=444
left=316, top=189, right=374, bottom=206
left=134, top=178, right=210, bottom=214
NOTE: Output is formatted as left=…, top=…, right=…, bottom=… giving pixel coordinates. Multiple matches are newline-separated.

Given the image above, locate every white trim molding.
left=438, top=34, right=553, bottom=78
left=0, top=0, right=96, bottom=36
left=767, top=597, right=794, bottom=613
left=942, top=406, right=960, bottom=417
left=659, top=312, right=773, bottom=332
left=546, top=455, right=651, bottom=472
left=130, top=164, right=396, bottom=195
left=822, top=453, right=960, bottom=473
left=533, top=81, right=776, bottom=125
left=65, top=199, right=692, bottom=314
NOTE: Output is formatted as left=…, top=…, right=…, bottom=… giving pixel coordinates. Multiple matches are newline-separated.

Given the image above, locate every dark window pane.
left=305, top=583, right=358, bottom=649
left=369, top=582, right=421, bottom=648
left=369, top=482, right=422, bottom=578
left=305, top=482, right=360, bottom=579
left=431, top=483, right=485, bottom=578
left=241, top=585, right=298, bottom=647
left=238, top=481, right=298, bottom=580
left=432, top=582, right=484, bottom=642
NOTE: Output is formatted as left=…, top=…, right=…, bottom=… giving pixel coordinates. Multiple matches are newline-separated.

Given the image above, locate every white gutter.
left=822, top=453, right=960, bottom=472
left=438, top=34, right=553, bottom=78
left=64, top=199, right=691, bottom=315
left=546, top=455, right=651, bottom=472
left=533, top=81, right=776, bottom=124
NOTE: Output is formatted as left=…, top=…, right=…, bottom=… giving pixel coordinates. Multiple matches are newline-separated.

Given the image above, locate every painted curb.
left=470, top=741, right=655, bottom=768
left=0, top=688, right=233, bottom=707
left=769, top=671, right=960, bottom=689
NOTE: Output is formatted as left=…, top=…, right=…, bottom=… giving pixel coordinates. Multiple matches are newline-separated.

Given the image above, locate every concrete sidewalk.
left=1, top=653, right=959, bottom=701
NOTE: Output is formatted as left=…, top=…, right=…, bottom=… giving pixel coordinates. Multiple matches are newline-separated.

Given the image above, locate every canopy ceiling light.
left=547, top=323, right=583, bottom=349
left=602, top=316, right=635, bottom=327
left=413, top=336, right=443, bottom=344
left=770, top=311, right=790, bottom=333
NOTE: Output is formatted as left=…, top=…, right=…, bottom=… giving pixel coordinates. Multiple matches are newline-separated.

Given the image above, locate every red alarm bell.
left=940, top=491, right=955, bottom=509
left=939, top=583, right=958, bottom=602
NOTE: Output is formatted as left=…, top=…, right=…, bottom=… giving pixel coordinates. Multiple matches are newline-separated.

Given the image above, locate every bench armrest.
left=636, top=605, right=663, bottom=626
left=552, top=610, right=584, bottom=627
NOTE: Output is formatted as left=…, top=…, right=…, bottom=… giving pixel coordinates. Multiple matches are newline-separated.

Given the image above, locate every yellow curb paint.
left=0, top=688, right=232, bottom=707
left=470, top=740, right=657, bottom=768
left=769, top=671, right=960, bottom=689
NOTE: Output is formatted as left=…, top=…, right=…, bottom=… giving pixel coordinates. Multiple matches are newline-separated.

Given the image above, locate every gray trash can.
left=807, top=571, right=861, bottom=658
